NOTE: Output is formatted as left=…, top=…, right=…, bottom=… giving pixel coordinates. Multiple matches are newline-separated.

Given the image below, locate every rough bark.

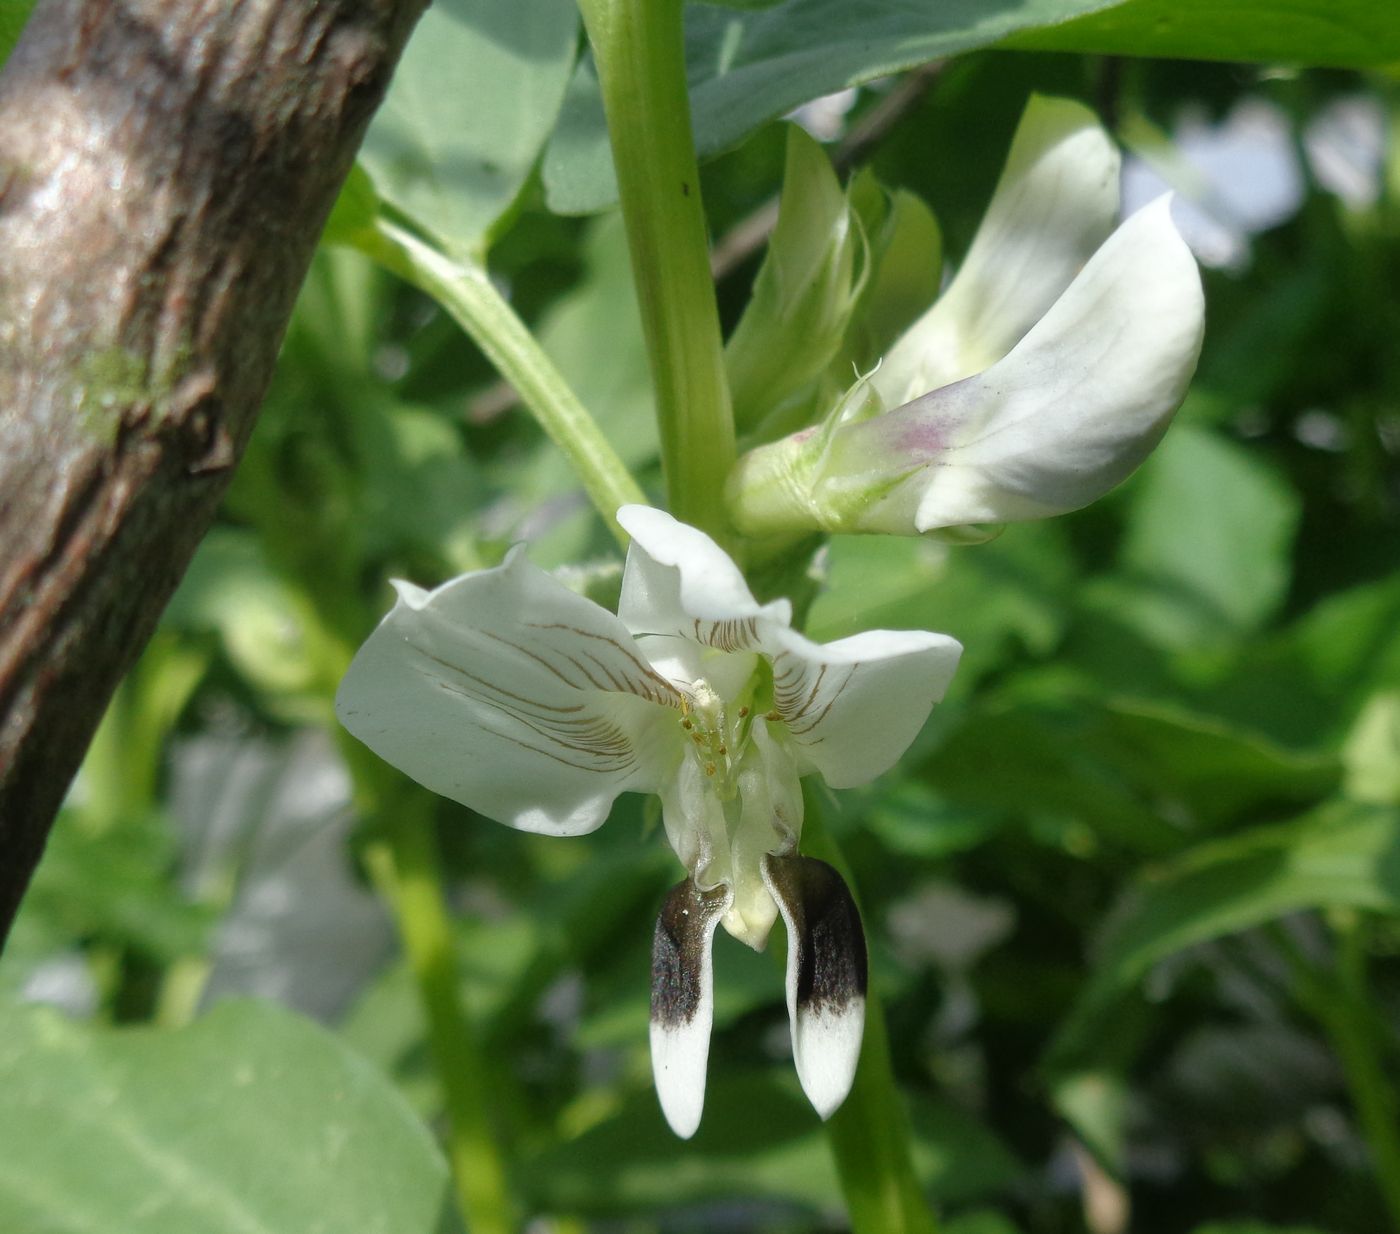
left=0, top=0, right=428, bottom=944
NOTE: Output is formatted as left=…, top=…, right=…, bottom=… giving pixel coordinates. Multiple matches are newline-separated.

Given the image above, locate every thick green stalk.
left=576, top=0, right=737, bottom=545
left=364, top=219, right=644, bottom=549
left=363, top=792, right=517, bottom=1234
left=802, top=797, right=939, bottom=1234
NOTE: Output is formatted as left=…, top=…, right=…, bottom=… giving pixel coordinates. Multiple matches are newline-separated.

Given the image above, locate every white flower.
left=726, top=94, right=1207, bottom=541
left=336, top=505, right=962, bottom=1136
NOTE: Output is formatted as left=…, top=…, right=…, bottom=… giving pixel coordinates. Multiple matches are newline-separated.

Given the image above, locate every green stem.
left=801, top=796, right=939, bottom=1234
left=577, top=0, right=737, bottom=545
left=363, top=790, right=517, bottom=1234
left=1281, top=916, right=1400, bottom=1233
left=364, top=218, right=645, bottom=549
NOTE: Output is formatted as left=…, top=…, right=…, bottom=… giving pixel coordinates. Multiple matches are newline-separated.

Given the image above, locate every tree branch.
left=0, top=0, right=428, bottom=944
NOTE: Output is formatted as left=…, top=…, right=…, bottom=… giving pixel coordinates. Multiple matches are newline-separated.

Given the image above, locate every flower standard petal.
left=651, top=878, right=732, bottom=1139
left=335, top=547, right=684, bottom=835
left=617, top=504, right=792, bottom=638
left=827, top=194, right=1205, bottom=534
left=764, top=626, right=963, bottom=789
left=874, top=94, right=1120, bottom=406
left=762, top=854, right=868, bottom=1120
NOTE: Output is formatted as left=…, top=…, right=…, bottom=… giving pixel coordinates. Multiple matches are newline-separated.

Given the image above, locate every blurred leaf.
left=1001, top=0, right=1400, bottom=65
left=1343, top=691, right=1400, bottom=805
left=167, top=529, right=322, bottom=705
left=1048, top=801, right=1400, bottom=1069
left=1091, top=700, right=1339, bottom=828
left=360, top=0, right=578, bottom=255
left=1053, top=1071, right=1132, bottom=1175
left=1197, top=575, right=1400, bottom=748
left=543, top=0, right=1135, bottom=214
left=1115, top=426, right=1300, bottom=648
left=861, top=780, right=1008, bottom=861
left=922, top=704, right=1186, bottom=855
left=0, top=1000, right=451, bottom=1234
left=523, top=1071, right=1019, bottom=1213
left=17, top=810, right=210, bottom=963
left=807, top=524, right=1071, bottom=688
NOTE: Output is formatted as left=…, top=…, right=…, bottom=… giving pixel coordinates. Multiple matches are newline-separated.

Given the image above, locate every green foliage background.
left=3, top=0, right=1400, bottom=1231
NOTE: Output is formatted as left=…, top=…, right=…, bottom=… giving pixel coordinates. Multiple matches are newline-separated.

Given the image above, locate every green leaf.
left=360, top=0, right=578, bottom=255
left=1195, top=575, right=1400, bottom=750
left=1000, top=0, right=1400, bottom=65
left=543, top=0, right=1132, bottom=214
left=1090, top=700, right=1339, bottom=829
left=1052, top=1071, right=1132, bottom=1175
left=522, top=1072, right=1020, bottom=1213
left=15, top=810, right=210, bottom=963
left=167, top=530, right=322, bottom=705
left=807, top=523, right=1071, bottom=688
left=1048, top=801, right=1400, bottom=1070
left=1115, top=425, right=1299, bottom=647
left=1344, top=691, right=1400, bottom=805
left=0, top=1000, right=451, bottom=1234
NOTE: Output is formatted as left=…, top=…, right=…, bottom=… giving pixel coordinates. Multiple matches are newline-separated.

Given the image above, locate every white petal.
left=874, top=95, right=1120, bottom=406
left=763, top=626, right=963, bottom=789
left=617, top=504, right=792, bottom=638
left=335, top=547, right=682, bottom=834
left=763, top=855, right=867, bottom=1120
left=651, top=879, right=732, bottom=1138
left=833, top=194, right=1205, bottom=534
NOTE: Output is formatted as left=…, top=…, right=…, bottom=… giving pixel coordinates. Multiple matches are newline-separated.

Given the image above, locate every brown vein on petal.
left=431, top=677, right=637, bottom=770
left=787, top=665, right=856, bottom=738
left=527, top=623, right=685, bottom=706
left=777, top=663, right=827, bottom=723
left=416, top=649, right=586, bottom=716
left=480, top=629, right=587, bottom=689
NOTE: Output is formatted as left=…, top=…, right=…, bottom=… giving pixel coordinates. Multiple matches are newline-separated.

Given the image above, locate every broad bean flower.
left=727, top=95, right=1207, bottom=540
left=337, top=506, right=962, bottom=1136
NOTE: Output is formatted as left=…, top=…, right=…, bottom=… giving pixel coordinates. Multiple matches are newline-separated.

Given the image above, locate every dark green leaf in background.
left=543, top=0, right=1400, bottom=214
left=544, top=0, right=1129, bottom=214
left=1113, top=425, right=1300, bottom=649
left=1049, top=802, right=1400, bottom=1069
left=1001, top=0, right=1400, bottom=64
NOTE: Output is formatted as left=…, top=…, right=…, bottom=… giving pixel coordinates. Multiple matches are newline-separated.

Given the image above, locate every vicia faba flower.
left=726, top=94, right=1207, bottom=542
left=336, top=505, right=962, bottom=1136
